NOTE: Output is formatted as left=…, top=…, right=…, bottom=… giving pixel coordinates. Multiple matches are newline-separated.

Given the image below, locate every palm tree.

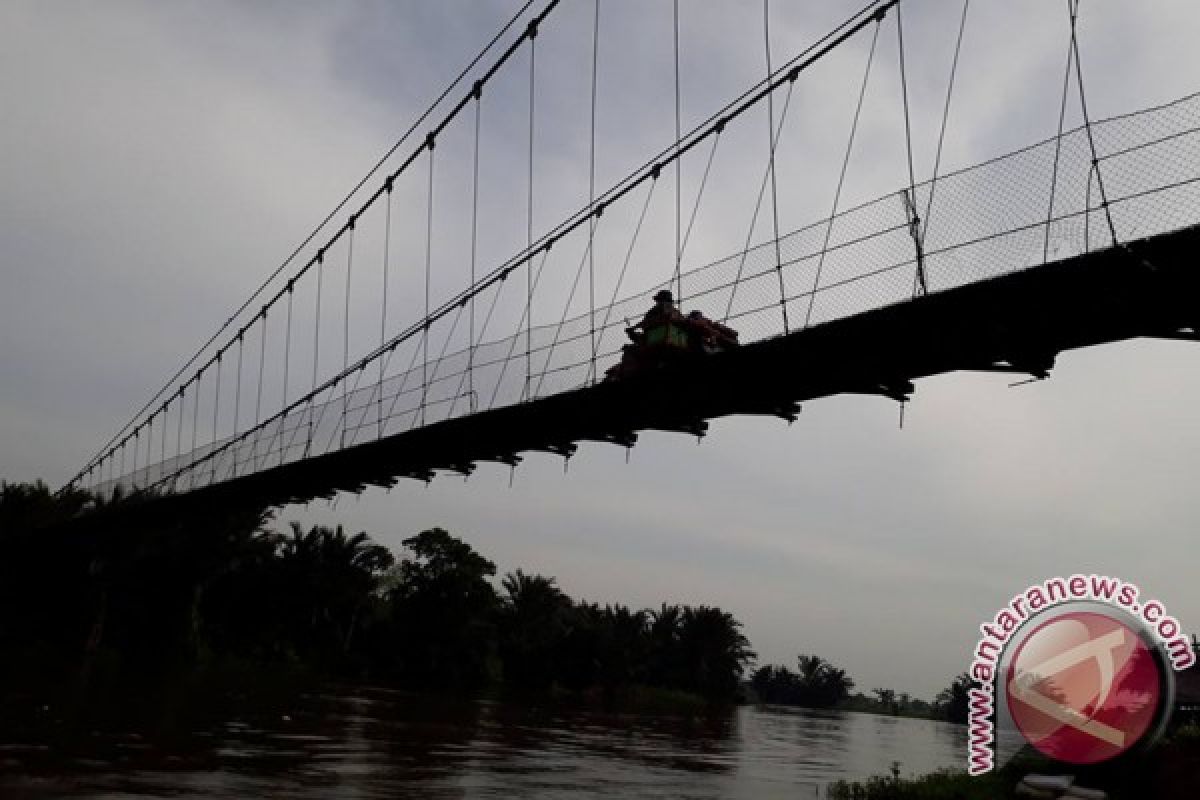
left=752, top=664, right=801, bottom=704
left=498, top=570, right=571, bottom=689
left=557, top=601, right=604, bottom=690
left=676, top=605, right=755, bottom=700
left=598, top=604, right=649, bottom=688
left=796, top=654, right=836, bottom=685
left=647, top=603, right=684, bottom=687
left=794, top=654, right=855, bottom=707
left=273, top=523, right=394, bottom=659
left=0, top=479, right=95, bottom=532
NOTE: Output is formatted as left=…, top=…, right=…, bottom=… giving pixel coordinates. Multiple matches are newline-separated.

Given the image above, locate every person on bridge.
left=641, top=289, right=682, bottom=328
left=626, top=289, right=683, bottom=346
left=685, top=310, right=739, bottom=353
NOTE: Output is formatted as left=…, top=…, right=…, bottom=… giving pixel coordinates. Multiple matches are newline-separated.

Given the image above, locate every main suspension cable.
left=71, top=0, right=544, bottom=489
left=69, top=0, right=556, bottom=491
left=148, top=1, right=897, bottom=491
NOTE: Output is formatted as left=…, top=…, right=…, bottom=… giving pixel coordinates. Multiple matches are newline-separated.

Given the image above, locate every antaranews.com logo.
left=966, top=575, right=1194, bottom=775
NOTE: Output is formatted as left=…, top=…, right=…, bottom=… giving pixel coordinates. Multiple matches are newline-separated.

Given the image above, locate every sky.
left=3, top=0, right=1200, bottom=701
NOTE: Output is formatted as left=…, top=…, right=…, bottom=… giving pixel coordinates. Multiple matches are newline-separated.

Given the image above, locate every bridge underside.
left=70, top=224, right=1200, bottom=528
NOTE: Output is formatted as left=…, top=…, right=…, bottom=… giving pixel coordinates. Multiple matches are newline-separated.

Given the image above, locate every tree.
left=675, top=606, right=756, bottom=700
left=557, top=602, right=649, bottom=691
left=1, top=481, right=275, bottom=688
left=599, top=604, right=649, bottom=688
left=935, top=673, right=972, bottom=724
left=0, top=481, right=107, bottom=686
left=647, top=603, right=685, bottom=688
left=752, top=664, right=800, bottom=704
left=753, top=655, right=855, bottom=708
left=796, top=654, right=855, bottom=707
left=497, top=570, right=572, bottom=689
left=873, top=687, right=898, bottom=715
left=245, top=523, right=394, bottom=664
left=378, top=528, right=497, bottom=688
left=0, top=489, right=771, bottom=708
left=0, top=480, right=94, bottom=532
left=395, top=528, right=494, bottom=590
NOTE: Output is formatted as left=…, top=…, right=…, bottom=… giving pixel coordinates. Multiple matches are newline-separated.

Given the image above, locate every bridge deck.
left=73, top=223, right=1200, bottom=527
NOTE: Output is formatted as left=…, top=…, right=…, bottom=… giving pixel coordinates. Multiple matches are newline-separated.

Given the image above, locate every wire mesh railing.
left=101, top=91, right=1200, bottom=497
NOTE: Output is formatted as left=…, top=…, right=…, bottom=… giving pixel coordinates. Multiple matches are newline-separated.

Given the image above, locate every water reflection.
left=0, top=688, right=965, bottom=798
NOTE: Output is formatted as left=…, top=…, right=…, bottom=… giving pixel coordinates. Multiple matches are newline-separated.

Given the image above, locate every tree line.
left=750, top=654, right=971, bottom=723
left=1, top=480, right=972, bottom=720
left=0, top=482, right=754, bottom=706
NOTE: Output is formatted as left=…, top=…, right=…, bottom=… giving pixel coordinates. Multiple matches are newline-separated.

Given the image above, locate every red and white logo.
left=1006, top=610, right=1164, bottom=764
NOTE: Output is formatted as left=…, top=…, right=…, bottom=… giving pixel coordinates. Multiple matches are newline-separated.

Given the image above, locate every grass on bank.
left=828, top=722, right=1200, bottom=799
left=828, top=763, right=1009, bottom=800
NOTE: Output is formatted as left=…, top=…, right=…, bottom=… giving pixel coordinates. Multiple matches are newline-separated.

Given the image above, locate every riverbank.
left=827, top=722, right=1200, bottom=799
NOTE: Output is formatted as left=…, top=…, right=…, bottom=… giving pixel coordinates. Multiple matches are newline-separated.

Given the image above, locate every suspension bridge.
left=62, top=0, right=1200, bottom=522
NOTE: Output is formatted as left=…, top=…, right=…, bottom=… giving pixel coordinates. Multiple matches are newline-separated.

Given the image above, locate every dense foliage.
left=751, top=655, right=971, bottom=723
left=0, top=482, right=754, bottom=705
left=751, top=654, right=856, bottom=708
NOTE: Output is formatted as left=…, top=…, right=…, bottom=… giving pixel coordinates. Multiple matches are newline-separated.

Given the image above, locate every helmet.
left=653, top=289, right=674, bottom=303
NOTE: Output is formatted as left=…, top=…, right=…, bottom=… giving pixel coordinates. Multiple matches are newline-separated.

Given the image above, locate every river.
left=0, top=687, right=966, bottom=798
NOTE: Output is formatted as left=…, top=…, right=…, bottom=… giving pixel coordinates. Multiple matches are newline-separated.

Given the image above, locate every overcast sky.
left=4, top=0, right=1200, bottom=701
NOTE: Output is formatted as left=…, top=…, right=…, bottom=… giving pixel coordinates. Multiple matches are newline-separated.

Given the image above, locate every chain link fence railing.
left=102, top=92, right=1200, bottom=496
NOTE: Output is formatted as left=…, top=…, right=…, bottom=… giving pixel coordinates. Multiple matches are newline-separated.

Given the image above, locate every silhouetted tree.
left=268, top=524, right=394, bottom=661
left=0, top=485, right=762, bottom=707
left=801, top=654, right=855, bottom=707
left=555, top=602, right=648, bottom=691
left=374, top=528, right=497, bottom=688
left=752, top=665, right=800, bottom=704
left=675, top=606, right=756, bottom=700
left=935, top=673, right=972, bottom=724
left=0, top=481, right=273, bottom=690
left=599, top=604, right=650, bottom=688
left=753, top=654, right=855, bottom=708
left=497, top=570, right=572, bottom=689
left=647, top=603, right=686, bottom=688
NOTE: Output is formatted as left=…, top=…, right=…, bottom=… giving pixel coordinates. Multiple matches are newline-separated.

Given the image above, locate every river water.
left=0, top=687, right=966, bottom=798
